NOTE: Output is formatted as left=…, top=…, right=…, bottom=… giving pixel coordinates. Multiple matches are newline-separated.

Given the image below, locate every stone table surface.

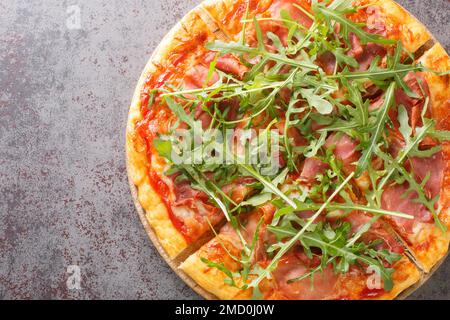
left=0, top=0, right=449, bottom=300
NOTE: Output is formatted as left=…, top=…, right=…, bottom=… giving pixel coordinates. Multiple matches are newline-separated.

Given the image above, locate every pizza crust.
left=126, top=58, right=188, bottom=258
left=126, top=7, right=220, bottom=259
left=367, top=0, right=432, bottom=53
left=180, top=231, right=421, bottom=300
left=398, top=43, right=450, bottom=272
left=377, top=257, right=421, bottom=300
left=200, top=0, right=432, bottom=53
left=419, top=43, right=450, bottom=132
left=179, top=234, right=252, bottom=300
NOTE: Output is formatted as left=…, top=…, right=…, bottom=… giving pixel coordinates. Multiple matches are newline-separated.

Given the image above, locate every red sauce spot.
left=360, top=287, right=385, bottom=299
left=147, top=170, right=192, bottom=244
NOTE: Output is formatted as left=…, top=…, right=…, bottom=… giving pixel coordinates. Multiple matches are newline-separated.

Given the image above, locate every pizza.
left=126, top=0, right=450, bottom=300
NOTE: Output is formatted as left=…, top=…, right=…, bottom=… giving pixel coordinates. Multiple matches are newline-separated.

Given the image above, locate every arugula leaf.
left=356, top=82, right=396, bottom=175
left=304, top=131, right=327, bottom=158
left=206, top=41, right=319, bottom=70
left=429, top=129, right=450, bottom=141
left=153, top=138, right=172, bottom=161
left=342, top=78, right=369, bottom=127
left=239, top=164, right=297, bottom=208
left=247, top=173, right=355, bottom=290
left=182, top=165, right=232, bottom=221
left=269, top=219, right=401, bottom=291
left=334, top=47, right=359, bottom=69
left=314, top=4, right=396, bottom=45
left=164, top=96, right=196, bottom=128
left=300, top=88, right=333, bottom=114
left=201, top=258, right=238, bottom=287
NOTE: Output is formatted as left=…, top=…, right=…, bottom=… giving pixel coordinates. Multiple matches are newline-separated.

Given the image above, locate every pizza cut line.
left=126, top=0, right=450, bottom=299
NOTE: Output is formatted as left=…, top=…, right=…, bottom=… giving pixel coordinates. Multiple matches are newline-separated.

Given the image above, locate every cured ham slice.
left=183, top=64, right=219, bottom=89
left=348, top=33, right=364, bottom=58
left=206, top=52, right=248, bottom=79
left=222, top=177, right=256, bottom=204
left=255, top=0, right=313, bottom=48
left=269, top=0, right=313, bottom=29
left=325, top=133, right=360, bottom=173
left=356, top=43, right=386, bottom=71
left=394, top=73, right=431, bottom=130
left=381, top=183, right=433, bottom=234
left=342, top=211, right=404, bottom=254
left=269, top=254, right=338, bottom=300
left=410, top=151, right=444, bottom=199
left=300, top=157, right=329, bottom=184
left=365, top=6, right=387, bottom=36
left=316, top=52, right=336, bottom=75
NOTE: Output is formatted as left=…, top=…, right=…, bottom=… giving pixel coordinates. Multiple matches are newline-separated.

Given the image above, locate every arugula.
left=144, top=0, right=450, bottom=296
left=313, top=3, right=396, bottom=45
left=268, top=222, right=400, bottom=290
left=356, top=82, right=396, bottom=175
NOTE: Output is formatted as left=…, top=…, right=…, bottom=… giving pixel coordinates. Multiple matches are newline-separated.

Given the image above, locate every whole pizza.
left=126, top=0, right=450, bottom=300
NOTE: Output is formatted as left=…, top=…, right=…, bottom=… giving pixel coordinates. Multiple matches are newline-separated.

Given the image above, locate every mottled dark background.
left=0, top=0, right=449, bottom=300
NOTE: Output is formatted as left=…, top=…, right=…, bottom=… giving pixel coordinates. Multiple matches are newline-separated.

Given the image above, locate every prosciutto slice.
left=269, top=0, right=313, bottom=29
left=270, top=254, right=338, bottom=300
left=342, top=211, right=404, bottom=254
left=325, top=133, right=360, bottom=173
left=394, top=72, right=431, bottom=130
left=365, top=6, right=387, bottom=36
left=300, top=157, right=329, bottom=184
left=254, top=0, right=313, bottom=48
left=205, top=52, right=248, bottom=79
left=381, top=183, right=433, bottom=234
left=410, top=151, right=444, bottom=199
left=348, top=33, right=364, bottom=58
left=183, top=64, right=218, bottom=89
left=356, top=43, right=386, bottom=71
left=222, top=177, right=255, bottom=204
left=316, top=52, right=336, bottom=75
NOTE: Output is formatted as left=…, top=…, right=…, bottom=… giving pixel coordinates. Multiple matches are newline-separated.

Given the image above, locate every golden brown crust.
left=180, top=232, right=421, bottom=300
left=179, top=234, right=252, bottom=300
left=366, top=0, right=432, bottom=53
left=126, top=8, right=219, bottom=259
left=398, top=43, right=450, bottom=272
left=201, top=0, right=432, bottom=53
left=419, top=44, right=450, bottom=133
left=377, top=257, right=421, bottom=300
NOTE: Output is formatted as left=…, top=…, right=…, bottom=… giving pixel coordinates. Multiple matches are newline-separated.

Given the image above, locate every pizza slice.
left=378, top=43, right=450, bottom=272
left=127, top=8, right=236, bottom=259
left=200, top=0, right=432, bottom=54
left=180, top=200, right=420, bottom=300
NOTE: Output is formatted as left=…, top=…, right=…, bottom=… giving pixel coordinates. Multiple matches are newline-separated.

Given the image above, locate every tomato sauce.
left=359, top=287, right=385, bottom=299
left=137, top=69, right=194, bottom=241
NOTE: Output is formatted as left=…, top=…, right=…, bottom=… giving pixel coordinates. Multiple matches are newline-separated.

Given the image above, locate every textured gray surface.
left=0, top=0, right=448, bottom=300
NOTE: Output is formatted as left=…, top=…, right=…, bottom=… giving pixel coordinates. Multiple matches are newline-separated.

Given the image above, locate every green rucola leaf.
left=164, top=96, right=196, bottom=128
left=300, top=88, right=333, bottom=114
left=356, top=82, right=396, bottom=176
left=430, top=129, right=450, bottom=141
left=153, top=138, right=172, bottom=161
